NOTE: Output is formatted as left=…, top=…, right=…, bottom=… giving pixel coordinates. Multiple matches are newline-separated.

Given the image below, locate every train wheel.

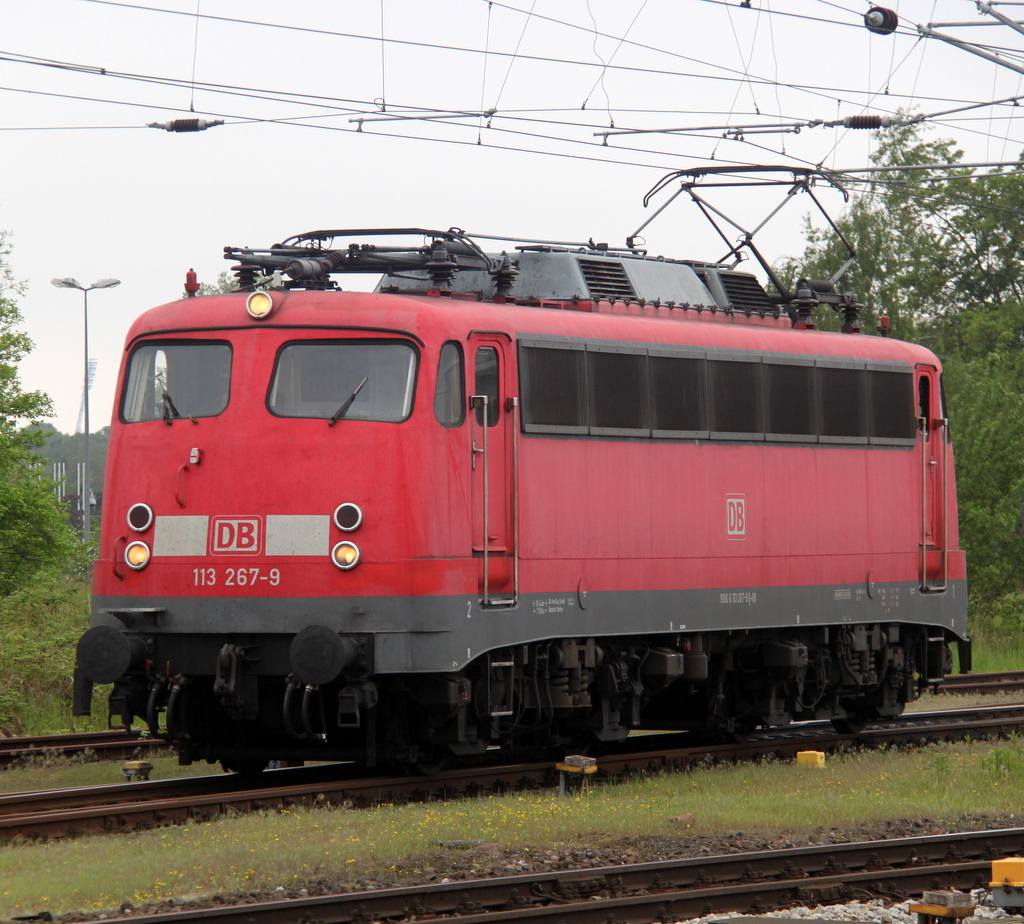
left=221, top=758, right=269, bottom=775
left=830, top=705, right=877, bottom=736
left=414, top=757, right=453, bottom=775
left=723, top=715, right=759, bottom=743
left=546, top=724, right=596, bottom=761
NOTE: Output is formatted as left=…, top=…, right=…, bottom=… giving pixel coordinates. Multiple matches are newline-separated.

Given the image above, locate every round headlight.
left=125, top=541, right=151, bottom=571
left=246, top=291, right=274, bottom=319
left=333, top=502, right=363, bottom=532
left=331, top=541, right=360, bottom=570
left=126, top=503, right=154, bottom=532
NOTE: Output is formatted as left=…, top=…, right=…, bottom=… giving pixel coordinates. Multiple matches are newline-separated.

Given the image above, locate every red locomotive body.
left=74, top=228, right=967, bottom=770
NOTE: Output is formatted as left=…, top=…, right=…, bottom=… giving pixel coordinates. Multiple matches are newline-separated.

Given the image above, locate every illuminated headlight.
left=246, top=291, right=274, bottom=320
left=126, top=503, right=154, bottom=532
left=333, top=502, right=363, bottom=532
left=125, top=541, right=151, bottom=571
left=331, top=541, right=360, bottom=570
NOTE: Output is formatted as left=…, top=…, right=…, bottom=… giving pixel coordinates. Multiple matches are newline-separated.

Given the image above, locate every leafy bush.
left=0, top=576, right=104, bottom=734
left=0, top=233, right=99, bottom=733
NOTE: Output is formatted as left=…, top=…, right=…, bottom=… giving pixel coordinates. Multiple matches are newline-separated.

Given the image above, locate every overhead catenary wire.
left=489, top=0, right=536, bottom=112
left=579, top=0, right=648, bottom=123
left=61, top=0, right=1024, bottom=143
left=9, top=7, right=1024, bottom=124
left=0, top=0, right=1018, bottom=179
left=2, top=48, right=1022, bottom=166
left=378, top=0, right=387, bottom=110
left=188, top=0, right=200, bottom=112
left=1, top=73, right=1018, bottom=177
left=0, top=77, right=790, bottom=175
left=4, top=42, right=1022, bottom=144
left=477, top=1, right=493, bottom=143
left=70, top=0, right=948, bottom=116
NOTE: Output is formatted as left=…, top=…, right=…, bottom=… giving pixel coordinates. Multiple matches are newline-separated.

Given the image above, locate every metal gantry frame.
left=920, top=2, right=1024, bottom=79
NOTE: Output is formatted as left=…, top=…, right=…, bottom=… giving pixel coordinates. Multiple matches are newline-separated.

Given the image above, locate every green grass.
left=2, top=739, right=1024, bottom=918
left=0, top=754, right=215, bottom=794
left=968, top=624, right=1024, bottom=673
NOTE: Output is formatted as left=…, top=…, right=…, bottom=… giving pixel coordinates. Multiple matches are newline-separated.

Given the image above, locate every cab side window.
left=434, top=341, right=465, bottom=427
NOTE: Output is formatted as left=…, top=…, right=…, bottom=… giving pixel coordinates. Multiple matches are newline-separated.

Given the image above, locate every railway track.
left=0, top=728, right=162, bottom=767
left=938, top=670, right=1024, bottom=696
left=2, top=703, right=1023, bottom=844
left=51, top=824, right=1024, bottom=924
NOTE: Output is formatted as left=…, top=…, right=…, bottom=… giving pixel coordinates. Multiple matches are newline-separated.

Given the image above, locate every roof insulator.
left=864, top=6, right=898, bottom=35
left=425, top=242, right=458, bottom=288
left=842, top=115, right=891, bottom=129
left=147, top=118, right=225, bottom=133
left=492, top=252, right=520, bottom=296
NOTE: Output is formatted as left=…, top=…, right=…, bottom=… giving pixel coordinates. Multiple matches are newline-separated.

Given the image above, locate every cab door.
left=916, top=364, right=948, bottom=591
left=469, top=334, right=517, bottom=605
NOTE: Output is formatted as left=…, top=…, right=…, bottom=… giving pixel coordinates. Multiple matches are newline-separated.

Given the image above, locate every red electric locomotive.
left=74, top=196, right=968, bottom=771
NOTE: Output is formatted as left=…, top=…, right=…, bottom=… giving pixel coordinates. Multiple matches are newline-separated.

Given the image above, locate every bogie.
left=105, top=623, right=932, bottom=768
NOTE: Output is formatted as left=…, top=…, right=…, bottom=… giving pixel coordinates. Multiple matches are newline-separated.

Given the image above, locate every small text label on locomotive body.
left=726, top=494, right=746, bottom=539
left=533, top=596, right=575, bottom=616
left=210, top=516, right=263, bottom=555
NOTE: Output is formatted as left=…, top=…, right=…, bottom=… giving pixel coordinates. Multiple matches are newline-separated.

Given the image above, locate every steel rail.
left=938, top=670, right=1024, bottom=695
left=2, top=704, right=1024, bottom=844
left=77, top=826, right=1024, bottom=924
left=0, top=760, right=374, bottom=819
left=0, top=728, right=163, bottom=767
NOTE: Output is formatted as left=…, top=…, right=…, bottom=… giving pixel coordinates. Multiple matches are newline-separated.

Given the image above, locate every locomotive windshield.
left=121, top=341, right=232, bottom=422
left=268, top=340, right=417, bottom=422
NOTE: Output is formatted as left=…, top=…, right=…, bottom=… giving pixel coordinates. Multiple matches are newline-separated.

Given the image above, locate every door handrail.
left=510, top=396, right=520, bottom=607
left=919, top=411, right=949, bottom=594
left=469, top=394, right=490, bottom=605
left=938, top=417, right=949, bottom=591
left=919, top=414, right=928, bottom=591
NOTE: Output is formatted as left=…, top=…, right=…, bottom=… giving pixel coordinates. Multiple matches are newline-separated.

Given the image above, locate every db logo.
left=210, top=516, right=262, bottom=555
left=726, top=495, right=746, bottom=539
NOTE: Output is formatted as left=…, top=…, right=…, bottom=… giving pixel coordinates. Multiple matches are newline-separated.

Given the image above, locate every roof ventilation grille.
left=578, top=258, right=637, bottom=302
left=719, top=273, right=773, bottom=313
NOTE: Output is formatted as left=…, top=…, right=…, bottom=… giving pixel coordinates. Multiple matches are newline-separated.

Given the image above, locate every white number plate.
left=192, top=567, right=281, bottom=587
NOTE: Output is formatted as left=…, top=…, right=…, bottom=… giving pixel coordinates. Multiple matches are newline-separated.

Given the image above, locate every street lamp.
left=51, top=277, right=120, bottom=542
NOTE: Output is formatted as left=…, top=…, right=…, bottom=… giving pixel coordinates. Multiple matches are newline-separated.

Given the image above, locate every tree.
left=785, top=123, right=1024, bottom=615
left=0, top=231, right=86, bottom=597
left=780, top=120, right=962, bottom=339
left=34, top=423, right=111, bottom=509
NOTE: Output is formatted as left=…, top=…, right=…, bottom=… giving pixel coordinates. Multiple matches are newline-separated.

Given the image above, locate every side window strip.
left=517, top=337, right=915, bottom=448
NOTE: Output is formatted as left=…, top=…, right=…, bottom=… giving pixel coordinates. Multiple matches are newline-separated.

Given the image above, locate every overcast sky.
left=3, top=0, right=1022, bottom=433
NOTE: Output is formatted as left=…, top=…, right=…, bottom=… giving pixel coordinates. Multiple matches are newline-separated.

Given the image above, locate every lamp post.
left=51, top=277, right=120, bottom=541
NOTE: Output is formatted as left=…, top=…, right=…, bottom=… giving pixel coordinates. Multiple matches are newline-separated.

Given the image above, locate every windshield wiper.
left=161, top=389, right=181, bottom=425
left=328, top=376, right=369, bottom=426
left=161, top=390, right=197, bottom=425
